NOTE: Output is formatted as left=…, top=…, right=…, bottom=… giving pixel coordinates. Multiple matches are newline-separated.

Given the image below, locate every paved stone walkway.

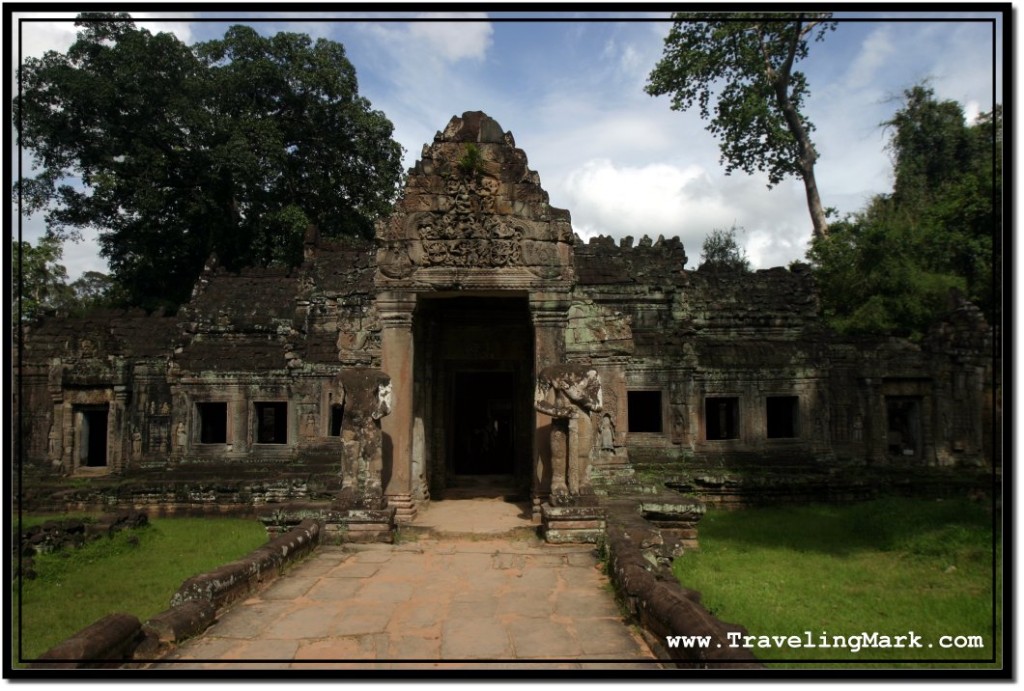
left=152, top=498, right=662, bottom=671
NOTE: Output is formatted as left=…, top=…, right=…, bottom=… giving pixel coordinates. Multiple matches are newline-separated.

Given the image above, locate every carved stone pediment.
left=376, top=111, right=575, bottom=288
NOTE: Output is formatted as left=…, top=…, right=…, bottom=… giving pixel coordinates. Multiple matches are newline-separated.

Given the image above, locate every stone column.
left=110, top=385, right=127, bottom=473
left=378, top=292, right=417, bottom=523
left=529, top=294, right=569, bottom=522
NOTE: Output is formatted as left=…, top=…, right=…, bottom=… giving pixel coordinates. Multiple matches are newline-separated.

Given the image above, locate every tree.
left=646, top=12, right=836, bottom=240
left=12, top=235, right=74, bottom=325
left=14, top=14, right=404, bottom=311
left=699, top=225, right=751, bottom=272
left=69, top=271, right=118, bottom=311
left=808, top=86, right=1000, bottom=338
left=884, top=84, right=974, bottom=207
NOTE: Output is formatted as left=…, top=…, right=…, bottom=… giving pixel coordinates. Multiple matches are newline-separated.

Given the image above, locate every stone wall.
left=12, top=111, right=998, bottom=514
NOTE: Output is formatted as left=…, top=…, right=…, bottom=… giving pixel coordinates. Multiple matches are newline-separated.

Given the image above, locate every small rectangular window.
left=196, top=402, right=228, bottom=444
left=255, top=402, right=288, bottom=444
left=627, top=390, right=663, bottom=433
left=766, top=396, right=799, bottom=439
left=706, top=397, right=740, bottom=440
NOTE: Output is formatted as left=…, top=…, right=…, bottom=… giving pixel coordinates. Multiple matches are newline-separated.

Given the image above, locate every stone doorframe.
left=377, top=289, right=571, bottom=523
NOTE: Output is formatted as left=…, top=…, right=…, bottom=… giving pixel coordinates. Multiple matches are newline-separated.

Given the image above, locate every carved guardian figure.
left=535, top=364, right=603, bottom=501
left=334, top=369, right=392, bottom=509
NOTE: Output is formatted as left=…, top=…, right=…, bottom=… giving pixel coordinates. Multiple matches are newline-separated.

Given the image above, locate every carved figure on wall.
left=48, top=424, right=60, bottom=459
left=334, top=368, right=392, bottom=509
left=599, top=413, right=615, bottom=451
left=852, top=415, right=864, bottom=442
left=131, top=428, right=142, bottom=458
left=302, top=412, right=317, bottom=440
left=535, top=364, right=603, bottom=501
left=672, top=404, right=688, bottom=443
left=174, top=422, right=187, bottom=451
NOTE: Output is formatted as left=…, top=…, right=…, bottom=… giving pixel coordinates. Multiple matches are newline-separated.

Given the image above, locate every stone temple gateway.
left=14, top=112, right=998, bottom=526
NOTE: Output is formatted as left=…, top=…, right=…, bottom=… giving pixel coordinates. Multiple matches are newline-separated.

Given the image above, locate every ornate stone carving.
left=334, top=368, right=393, bottom=510
left=535, top=364, right=603, bottom=501
left=375, top=112, right=573, bottom=285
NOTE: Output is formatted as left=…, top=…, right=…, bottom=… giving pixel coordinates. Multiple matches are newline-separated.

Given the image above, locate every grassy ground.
left=12, top=515, right=268, bottom=663
left=673, top=497, right=1002, bottom=670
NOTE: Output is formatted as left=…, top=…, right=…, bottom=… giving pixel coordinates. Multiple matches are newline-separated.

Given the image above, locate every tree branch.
left=779, top=17, right=803, bottom=92
left=754, top=23, right=777, bottom=83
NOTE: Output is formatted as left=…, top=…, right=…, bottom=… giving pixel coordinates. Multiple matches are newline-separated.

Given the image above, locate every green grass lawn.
left=12, top=515, right=268, bottom=663
left=674, top=497, right=1002, bottom=670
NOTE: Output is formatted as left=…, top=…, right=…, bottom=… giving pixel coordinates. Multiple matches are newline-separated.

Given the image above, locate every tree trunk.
left=800, top=160, right=829, bottom=240
left=772, top=80, right=829, bottom=241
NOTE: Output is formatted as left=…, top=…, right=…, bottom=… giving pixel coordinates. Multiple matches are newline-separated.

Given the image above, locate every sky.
left=10, top=7, right=1004, bottom=280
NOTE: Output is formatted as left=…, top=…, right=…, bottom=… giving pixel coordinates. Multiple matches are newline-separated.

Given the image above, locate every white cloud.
left=843, top=26, right=895, bottom=91
left=563, top=158, right=708, bottom=236
left=13, top=12, right=194, bottom=60
left=560, top=158, right=813, bottom=269
left=408, top=15, right=492, bottom=62
left=13, top=13, right=78, bottom=60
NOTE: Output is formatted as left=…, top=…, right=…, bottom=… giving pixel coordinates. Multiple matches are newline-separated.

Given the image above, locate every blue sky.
left=12, top=8, right=1004, bottom=279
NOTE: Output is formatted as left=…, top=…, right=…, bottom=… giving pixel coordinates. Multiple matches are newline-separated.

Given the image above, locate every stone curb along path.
left=151, top=535, right=664, bottom=671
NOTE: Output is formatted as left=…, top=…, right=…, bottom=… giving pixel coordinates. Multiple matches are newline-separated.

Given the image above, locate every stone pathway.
left=151, top=499, right=661, bottom=671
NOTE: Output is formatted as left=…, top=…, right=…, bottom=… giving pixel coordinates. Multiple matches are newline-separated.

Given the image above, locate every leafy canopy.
left=12, top=236, right=73, bottom=325
left=808, top=86, right=1000, bottom=338
left=12, top=237, right=123, bottom=326
left=14, top=13, right=404, bottom=311
left=646, top=12, right=836, bottom=239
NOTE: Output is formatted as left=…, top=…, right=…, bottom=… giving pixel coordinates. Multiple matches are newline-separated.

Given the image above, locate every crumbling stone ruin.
left=13, top=111, right=999, bottom=527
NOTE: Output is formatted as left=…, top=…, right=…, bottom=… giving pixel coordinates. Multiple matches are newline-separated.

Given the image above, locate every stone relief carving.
left=535, top=364, right=603, bottom=502
left=411, top=176, right=525, bottom=270
left=375, top=113, right=573, bottom=283
left=599, top=413, right=615, bottom=451
left=174, top=422, right=187, bottom=451
left=334, top=368, right=393, bottom=510
left=131, top=428, right=142, bottom=458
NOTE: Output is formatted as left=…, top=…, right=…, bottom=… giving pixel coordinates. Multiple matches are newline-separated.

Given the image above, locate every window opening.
left=706, top=397, right=740, bottom=440
left=766, top=396, right=799, bottom=438
left=628, top=391, right=663, bottom=433
left=196, top=402, right=228, bottom=444
left=255, top=402, right=288, bottom=444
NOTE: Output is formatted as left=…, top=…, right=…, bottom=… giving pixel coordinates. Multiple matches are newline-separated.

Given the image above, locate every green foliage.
left=647, top=12, right=836, bottom=239
left=699, top=225, right=751, bottom=272
left=809, top=86, right=1000, bottom=337
left=14, top=14, right=404, bottom=312
left=457, top=143, right=485, bottom=179
left=68, top=270, right=120, bottom=311
left=675, top=498, right=1000, bottom=668
left=12, top=516, right=267, bottom=662
left=12, top=235, right=74, bottom=325
left=12, top=237, right=122, bottom=326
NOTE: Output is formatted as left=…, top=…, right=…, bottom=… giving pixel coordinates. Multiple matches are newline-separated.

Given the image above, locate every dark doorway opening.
left=329, top=403, right=345, bottom=437
left=79, top=407, right=108, bottom=467
left=887, top=396, right=921, bottom=457
left=452, top=370, right=515, bottom=476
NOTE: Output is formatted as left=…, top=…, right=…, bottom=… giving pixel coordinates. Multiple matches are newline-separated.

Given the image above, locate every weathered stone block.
left=142, top=600, right=216, bottom=644
left=31, top=613, right=142, bottom=668
left=541, top=502, right=606, bottom=544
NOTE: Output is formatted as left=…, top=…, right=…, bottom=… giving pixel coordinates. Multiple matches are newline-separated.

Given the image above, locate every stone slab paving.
left=152, top=536, right=662, bottom=671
